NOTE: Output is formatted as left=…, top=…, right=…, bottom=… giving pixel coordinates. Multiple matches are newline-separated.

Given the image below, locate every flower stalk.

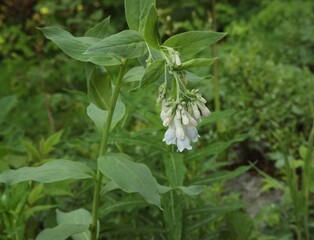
left=90, top=59, right=127, bottom=240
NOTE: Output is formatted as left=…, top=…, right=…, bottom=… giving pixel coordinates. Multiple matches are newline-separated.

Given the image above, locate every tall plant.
left=0, top=0, right=228, bottom=239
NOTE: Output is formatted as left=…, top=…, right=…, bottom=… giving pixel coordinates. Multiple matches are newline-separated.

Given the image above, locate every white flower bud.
left=189, top=116, right=198, bottom=126
left=163, top=116, right=172, bottom=127
left=192, top=103, right=201, bottom=119
left=174, top=117, right=185, bottom=140
left=197, top=102, right=211, bottom=117
left=181, top=111, right=189, bottom=125
left=176, top=109, right=182, bottom=120
left=160, top=110, right=167, bottom=120
left=166, top=107, right=173, bottom=117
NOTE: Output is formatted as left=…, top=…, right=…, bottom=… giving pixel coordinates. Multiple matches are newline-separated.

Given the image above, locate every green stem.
left=90, top=59, right=128, bottom=240
left=302, top=121, right=314, bottom=240
left=211, top=0, right=222, bottom=132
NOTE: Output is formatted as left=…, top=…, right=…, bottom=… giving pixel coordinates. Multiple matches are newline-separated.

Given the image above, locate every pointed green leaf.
left=123, top=66, right=145, bottom=83
left=86, top=98, right=125, bottom=132
left=185, top=134, right=248, bottom=161
left=86, top=65, right=112, bottom=110
left=0, top=160, right=94, bottom=185
left=177, top=185, right=205, bottom=196
left=163, top=31, right=226, bottom=59
left=124, top=0, right=155, bottom=32
left=25, top=205, right=57, bottom=219
left=39, top=27, right=120, bottom=66
left=21, top=138, right=41, bottom=161
left=176, top=58, right=216, bottom=70
left=140, top=59, right=165, bottom=88
left=84, top=16, right=111, bottom=38
left=101, top=196, right=148, bottom=216
left=198, top=109, right=238, bottom=126
left=144, top=4, right=160, bottom=49
left=186, top=71, right=209, bottom=83
left=39, top=27, right=99, bottom=61
left=57, top=208, right=92, bottom=240
left=192, top=166, right=251, bottom=185
left=36, top=224, right=88, bottom=240
left=164, top=153, right=185, bottom=187
left=98, top=153, right=161, bottom=207
left=163, top=190, right=182, bottom=240
left=39, top=130, right=63, bottom=155
left=158, top=184, right=171, bottom=194
left=84, top=30, right=147, bottom=59
left=187, top=202, right=246, bottom=215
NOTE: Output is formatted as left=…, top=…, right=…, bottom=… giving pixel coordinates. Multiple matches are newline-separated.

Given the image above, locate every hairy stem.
left=90, top=59, right=127, bottom=240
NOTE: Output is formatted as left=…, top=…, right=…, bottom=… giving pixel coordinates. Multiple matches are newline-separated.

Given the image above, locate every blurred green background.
left=0, top=0, right=314, bottom=239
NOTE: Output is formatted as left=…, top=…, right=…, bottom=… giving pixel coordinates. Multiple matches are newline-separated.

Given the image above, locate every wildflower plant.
left=157, top=45, right=213, bottom=152
left=0, top=0, right=227, bottom=239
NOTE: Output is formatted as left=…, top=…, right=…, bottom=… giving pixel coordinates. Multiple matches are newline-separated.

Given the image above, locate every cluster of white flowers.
left=157, top=47, right=211, bottom=152
left=159, top=88, right=211, bottom=152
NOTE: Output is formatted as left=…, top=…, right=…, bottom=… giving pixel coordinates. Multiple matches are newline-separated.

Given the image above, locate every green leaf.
left=84, top=16, right=111, bottom=38
left=186, top=71, right=209, bottom=83
left=124, top=0, right=155, bottom=32
left=144, top=4, right=160, bottom=49
left=192, top=165, right=251, bottom=185
left=123, top=66, right=145, bottom=83
left=86, top=65, right=112, bottom=110
left=164, top=153, right=185, bottom=187
left=158, top=184, right=171, bottom=194
left=220, top=211, right=254, bottom=240
left=101, top=180, right=120, bottom=194
left=187, top=202, right=246, bottom=215
left=186, top=134, right=248, bottom=161
left=109, top=132, right=166, bottom=151
left=163, top=190, right=182, bottom=240
left=176, top=58, right=216, bottom=70
left=57, top=208, right=92, bottom=240
left=86, top=98, right=125, bottom=132
left=163, top=31, right=226, bottom=59
left=98, top=153, right=161, bottom=207
left=28, top=183, right=44, bottom=205
left=0, top=95, right=17, bottom=124
left=36, top=224, right=88, bottom=240
left=25, top=205, right=57, bottom=219
left=177, top=185, right=205, bottom=196
left=39, top=27, right=98, bottom=61
left=299, top=145, right=308, bottom=160
left=39, top=27, right=119, bottom=66
left=21, top=138, right=41, bottom=162
left=139, top=59, right=165, bottom=88
left=100, top=196, right=148, bottom=216
left=0, top=160, right=94, bottom=185
left=39, top=130, right=63, bottom=155
left=198, top=109, right=238, bottom=126
left=84, top=30, right=147, bottom=59
left=187, top=215, right=219, bottom=232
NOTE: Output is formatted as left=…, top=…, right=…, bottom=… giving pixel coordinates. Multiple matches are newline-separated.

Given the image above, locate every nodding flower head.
left=160, top=93, right=211, bottom=152
left=157, top=46, right=211, bottom=152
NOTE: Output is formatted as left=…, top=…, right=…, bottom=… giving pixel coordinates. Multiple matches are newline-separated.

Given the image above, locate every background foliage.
left=0, top=0, right=313, bottom=239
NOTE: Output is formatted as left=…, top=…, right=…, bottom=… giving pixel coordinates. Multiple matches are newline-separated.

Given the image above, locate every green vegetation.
left=0, top=0, right=313, bottom=239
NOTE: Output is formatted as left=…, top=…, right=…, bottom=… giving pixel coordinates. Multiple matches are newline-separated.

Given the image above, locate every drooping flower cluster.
left=157, top=47, right=211, bottom=152
left=159, top=87, right=211, bottom=152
